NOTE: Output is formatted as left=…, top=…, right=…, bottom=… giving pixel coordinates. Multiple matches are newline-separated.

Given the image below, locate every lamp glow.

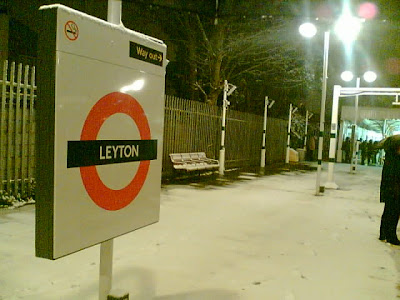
left=334, top=15, right=362, bottom=43
left=299, top=22, right=317, bottom=38
left=363, top=71, right=377, bottom=83
left=341, top=71, right=354, bottom=82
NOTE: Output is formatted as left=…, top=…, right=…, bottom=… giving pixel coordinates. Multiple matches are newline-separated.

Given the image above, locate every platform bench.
left=169, top=152, right=219, bottom=172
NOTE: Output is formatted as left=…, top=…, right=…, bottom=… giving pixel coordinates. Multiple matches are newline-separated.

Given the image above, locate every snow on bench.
left=169, top=152, right=219, bottom=172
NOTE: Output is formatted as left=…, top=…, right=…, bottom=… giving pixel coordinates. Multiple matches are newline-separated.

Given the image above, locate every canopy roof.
left=341, top=106, right=400, bottom=121
left=341, top=106, right=400, bottom=134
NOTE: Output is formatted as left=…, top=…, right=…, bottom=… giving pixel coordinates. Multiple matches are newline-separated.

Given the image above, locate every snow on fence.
left=0, top=60, right=36, bottom=197
left=163, top=96, right=221, bottom=174
left=0, top=59, right=288, bottom=196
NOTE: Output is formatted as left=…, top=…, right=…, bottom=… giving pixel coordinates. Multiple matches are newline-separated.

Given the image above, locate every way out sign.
left=36, top=4, right=166, bottom=259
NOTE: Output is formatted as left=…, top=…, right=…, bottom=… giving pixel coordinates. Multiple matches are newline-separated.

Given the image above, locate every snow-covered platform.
left=0, top=163, right=398, bottom=299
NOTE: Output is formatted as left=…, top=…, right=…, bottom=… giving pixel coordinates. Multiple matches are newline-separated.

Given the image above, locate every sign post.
left=36, top=4, right=166, bottom=299
left=260, top=96, right=274, bottom=170
left=285, top=104, right=297, bottom=164
left=350, top=77, right=360, bottom=174
left=99, top=239, right=113, bottom=299
left=218, top=80, right=236, bottom=176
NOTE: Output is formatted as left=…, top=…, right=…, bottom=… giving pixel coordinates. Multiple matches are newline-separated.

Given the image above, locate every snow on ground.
left=0, top=163, right=399, bottom=299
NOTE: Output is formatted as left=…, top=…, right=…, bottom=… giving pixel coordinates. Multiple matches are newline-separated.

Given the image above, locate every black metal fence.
left=1, top=60, right=290, bottom=196
left=162, top=95, right=287, bottom=176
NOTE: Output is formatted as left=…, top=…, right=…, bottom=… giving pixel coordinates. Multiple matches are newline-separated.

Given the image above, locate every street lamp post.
left=325, top=85, right=341, bottom=189
left=299, top=14, right=362, bottom=195
left=340, top=70, right=377, bottom=173
left=350, top=77, right=360, bottom=173
left=299, top=24, right=330, bottom=195
left=304, top=110, right=313, bottom=150
left=316, top=31, right=330, bottom=194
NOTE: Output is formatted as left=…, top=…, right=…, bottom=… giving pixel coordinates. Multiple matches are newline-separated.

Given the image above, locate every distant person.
left=360, top=139, right=367, bottom=165
left=306, top=134, right=316, bottom=161
left=366, top=139, right=374, bottom=165
left=377, top=148, right=384, bottom=166
left=379, top=140, right=400, bottom=245
left=342, top=137, right=350, bottom=163
left=372, top=141, right=379, bottom=165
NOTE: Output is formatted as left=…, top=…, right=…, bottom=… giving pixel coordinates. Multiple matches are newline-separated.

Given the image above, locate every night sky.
left=4, top=0, right=400, bottom=111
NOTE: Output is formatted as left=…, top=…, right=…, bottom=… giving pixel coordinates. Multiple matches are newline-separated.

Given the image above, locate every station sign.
left=36, top=4, right=167, bottom=259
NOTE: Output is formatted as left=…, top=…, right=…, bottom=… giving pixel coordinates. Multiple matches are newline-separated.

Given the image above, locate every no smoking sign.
left=64, top=20, right=79, bottom=40
left=67, top=92, right=157, bottom=211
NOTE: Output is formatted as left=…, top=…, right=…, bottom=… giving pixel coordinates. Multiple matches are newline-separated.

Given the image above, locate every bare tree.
left=186, top=14, right=309, bottom=105
left=124, top=1, right=314, bottom=109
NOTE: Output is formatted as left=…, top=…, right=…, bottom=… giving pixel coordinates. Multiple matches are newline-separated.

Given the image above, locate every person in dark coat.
left=360, top=139, right=367, bottom=165
left=379, top=138, right=400, bottom=245
left=366, top=139, right=374, bottom=165
left=371, top=141, right=379, bottom=165
left=342, top=137, right=351, bottom=163
left=306, top=134, right=316, bottom=161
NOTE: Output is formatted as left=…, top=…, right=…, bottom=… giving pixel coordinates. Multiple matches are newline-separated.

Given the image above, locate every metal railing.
left=0, top=60, right=36, bottom=196
left=0, top=59, right=288, bottom=196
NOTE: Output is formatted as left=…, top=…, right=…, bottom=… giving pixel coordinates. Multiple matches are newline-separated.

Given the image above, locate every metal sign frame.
left=36, top=4, right=167, bottom=260
left=323, top=85, right=400, bottom=189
